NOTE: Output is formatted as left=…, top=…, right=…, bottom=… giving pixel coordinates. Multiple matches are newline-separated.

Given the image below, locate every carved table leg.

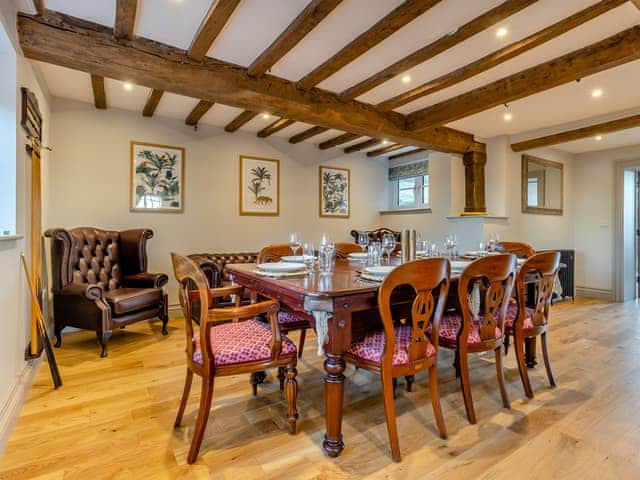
left=525, top=337, right=538, bottom=368
left=323, top=352, right=346, bottom=457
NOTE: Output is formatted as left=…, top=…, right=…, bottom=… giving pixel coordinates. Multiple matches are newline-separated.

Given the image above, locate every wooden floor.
left=1, top=298, right=640, bottom=479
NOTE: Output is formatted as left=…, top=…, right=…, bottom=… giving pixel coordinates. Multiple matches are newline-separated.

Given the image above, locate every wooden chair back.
left=458, top=254, right=516, bottom=344
left=495, top=241, right=535, bottom=258
left=257, top=244, right=292, bottom=263
left=335, top=242, right=362, bottom=259
left=516, top=251, right=561, bottom=328
left=378, top=258, right=450, bottom=369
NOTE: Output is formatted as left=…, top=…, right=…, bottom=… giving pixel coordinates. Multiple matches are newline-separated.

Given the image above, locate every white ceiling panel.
left=45, top=0, right=115, bottom=27
left=554, top=126, right=640, bottom=154
left=199, top=103, right=245, bottom=127
left=36, top=62, right=93, bottom=104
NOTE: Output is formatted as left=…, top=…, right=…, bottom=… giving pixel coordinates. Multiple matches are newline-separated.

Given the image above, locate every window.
left=0, top=24, right=16, bottom=236
left=387, top=159, right=429, bottom=211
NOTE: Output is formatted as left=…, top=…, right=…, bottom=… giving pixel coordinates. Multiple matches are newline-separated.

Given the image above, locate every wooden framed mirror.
left=521, top=154, right=563, bottom=215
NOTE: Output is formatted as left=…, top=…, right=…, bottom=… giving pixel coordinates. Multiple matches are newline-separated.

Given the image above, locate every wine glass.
left=357, top=232, right=369, bottom=254
left=289, top=232, right=302, bottom=257
left=382, top=233, right=396, bottom=264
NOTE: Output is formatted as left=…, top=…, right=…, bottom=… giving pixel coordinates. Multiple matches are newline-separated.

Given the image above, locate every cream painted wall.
left=46, top=99, right=388, bottom=305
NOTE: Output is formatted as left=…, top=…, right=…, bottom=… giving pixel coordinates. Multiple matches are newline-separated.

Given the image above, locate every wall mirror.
left=521, top=154, right=563, bottom=215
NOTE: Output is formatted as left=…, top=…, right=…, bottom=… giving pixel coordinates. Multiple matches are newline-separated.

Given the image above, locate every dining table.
left=226, top=256, right=538, bottom=458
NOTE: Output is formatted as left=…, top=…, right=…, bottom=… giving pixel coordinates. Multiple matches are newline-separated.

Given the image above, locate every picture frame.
left=130, top=141, right=185, bottom=213
left=319, top=165, right=350, bottom=218
left=239, top=155, right=280, bottom=216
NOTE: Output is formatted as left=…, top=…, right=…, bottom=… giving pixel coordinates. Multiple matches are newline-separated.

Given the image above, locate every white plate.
left=257, top=262, right=306, bottom=273
left=281, top=255, right=306, bottom=263
left=347, top=252, right=368, bottom=259
left=363, top=266, right=395, bottom=277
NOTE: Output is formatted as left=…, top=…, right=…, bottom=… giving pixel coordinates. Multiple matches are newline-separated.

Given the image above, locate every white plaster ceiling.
left=30, top=0, right=640, bottom=154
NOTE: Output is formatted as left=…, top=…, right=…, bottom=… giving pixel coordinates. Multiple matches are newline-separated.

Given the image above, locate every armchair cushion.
left=59, top=282, right=104, bottom=301
left=105, top=288, right=163, bottom=315
left=192, top=319, right=296, bottom=365
left=504, top=301, right=535, bottom=330
left=122, top=272, right=169, bottom=289
left=347, top=325, right=436, bottom=366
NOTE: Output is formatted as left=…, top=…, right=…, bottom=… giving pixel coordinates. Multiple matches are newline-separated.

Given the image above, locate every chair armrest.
left=122, top=272, right=169, bottom=289
left=188, top=285, right=244, bottom=303
left=59, top=282, right=104, bottom=301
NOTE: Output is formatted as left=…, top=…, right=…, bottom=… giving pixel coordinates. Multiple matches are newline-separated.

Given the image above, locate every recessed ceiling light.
left=496, top=27, right=508, bottom=38
left=595, top=135, right=603, bottom=141
left=591, top=88, right=603, bottom=98
left=261, top=113, right=270, bottom=120
left=382, top=139, right=390, bottom=145
left=401, top=74, right=411, bottom=84
left=123, top=82, right=134, bottom=91
left=503, top=112, right=512, bottom=121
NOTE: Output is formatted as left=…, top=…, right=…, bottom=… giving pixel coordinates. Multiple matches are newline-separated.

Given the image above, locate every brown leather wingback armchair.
left=45, top=227, right=169, bottom=357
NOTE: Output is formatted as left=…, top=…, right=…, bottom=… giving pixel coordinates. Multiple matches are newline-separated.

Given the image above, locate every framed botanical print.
left=130, top=141, right=185, bottom=212
left=239, top=155, right=280, bottom=216
left=319, top=165, right=350, bottom=218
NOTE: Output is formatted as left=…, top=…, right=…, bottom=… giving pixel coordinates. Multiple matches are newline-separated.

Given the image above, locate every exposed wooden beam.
left=142, top=89, right=163, bottom=117
left=297, top=0, right=443, bottom=90
left=379, top=0, right=626, bottom=111
left=389, top=148, right=427, bottom=160
left=225, top=111, right=258, bottom=132
left=408, top=25, right=640, bottom=132
left=90, top=74, right=106, bottom=109
left=257, top=118, right=296, bottom=138
left=289, top=126, right=329, bottom=143
left=185, top=100, right=214, bottom=126
left=18, top=11, right=480, bottom=154
left=188, top=0, right=241, bottom=61
left=344, top=138, right=381, bottom=153
left=32, top=0, right=44, bottom=15
left=318, top=133, right=360, bottom=150
left=367, top=144, right=405, bottom=157
left=340, top=0, right=536, bottom=101
left=632, top=0, right=640, bottom=10
left=511, top=113, right=640, bottom=152
left=114, top=0, right=137, bottom=40
left=248, top=0, right=342, bottom=77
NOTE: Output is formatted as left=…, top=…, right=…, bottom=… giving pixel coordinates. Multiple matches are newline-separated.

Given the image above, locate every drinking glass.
left=320, top=233, right=330, bottom=247
left=488, top=232, right=500, bottom=252
left=357, top=232, right=369, bottom=253
left=302, top=242, right=315, bottom=270
left=367, top=242, right=381, bottom=266
left=289, top=232, right=302, bottom=257
left=319, top=243, right=335, bottom=273
left=382, top=233, right=396, bottom=264
left=478, top=240, right=485, bottom=257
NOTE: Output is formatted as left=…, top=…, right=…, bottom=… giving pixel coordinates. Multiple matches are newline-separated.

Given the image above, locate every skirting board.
left=0, top=358, right=41, bottom=455
left=575, top=286, right=615, bottom=301
left=168, top=303, right=182, bottom=318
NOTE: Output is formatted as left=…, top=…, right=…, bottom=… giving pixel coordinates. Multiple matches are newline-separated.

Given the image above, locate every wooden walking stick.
left=20, top=253, right=62, bottom=389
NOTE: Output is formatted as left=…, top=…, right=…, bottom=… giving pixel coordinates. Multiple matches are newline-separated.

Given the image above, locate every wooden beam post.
left=462, top=151, right=487, bottom=216
left=142, top=89, right=163, bottom=117
left=188, top=0, right=241, bottom=61
left=289, top=126, right=329, bottom=143
left=185, top=100, right=214, bottom=126
left=90, top=74, right=106, bottom=109
left=114, top=0, right=137, bottom=40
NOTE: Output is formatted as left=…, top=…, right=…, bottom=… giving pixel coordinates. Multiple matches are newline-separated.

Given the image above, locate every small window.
left=0, top=24, right=16, bottom=236
left=388, top=158, right=429, bottom=211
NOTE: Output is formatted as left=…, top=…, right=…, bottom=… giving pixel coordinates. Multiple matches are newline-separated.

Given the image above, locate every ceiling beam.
left=257, top=118, right=296, bottom=137
left=248, top=0, right=342, bottom=77
left=185, top=100, right=214, bottom=126
left=389, top=148, right=427, bottom=160
left=296, top=0, right=443, bottom=90
left=32, top=0, right=44, bottom=15
left=318, top=133, right=360, bottom=150
left=188, top=0, right=241, bottom=61
left=511, top=113, right=640, bottom=152
left=631, top=0, right=640, bottom=9
left=289, top=126, right=329, bottom=143
left=344, top=138, right=381, bottom=153
left=340, top=0, right=536, bottom=101
left=367, top=144, right=406, bottom=157
left=114, top=0, right=137, bottom=40
left=18, top=11, right=480, bottom=153
left=225, top=111, right=258, bottom=132
left=407, top=25, right=640, bottom=132
left=142, top=89, right=163, bottom=117
left=90, top=74, right=106, bottom=109
left=379, top=0, right=626, bottom=111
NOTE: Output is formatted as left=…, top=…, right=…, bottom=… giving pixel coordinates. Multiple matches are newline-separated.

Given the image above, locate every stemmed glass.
left=289, top=232, right=302, bottom=257
left=445, top=234, right=457, bottom=259
left=302, top=242, right=315, bottom=271
left=357, top=232, right=369, bottom=254
left=382, top=233, right=396, bottom=264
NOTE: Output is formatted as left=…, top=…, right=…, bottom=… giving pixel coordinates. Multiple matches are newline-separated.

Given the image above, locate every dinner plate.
left=363, top=265, right=395, bottom=277
left=347, top=252, right=368, bottom=259
left=281, top=255, right=306, bottom=263
left=451, top=260, right=470, bottom=271
left=257, top=262, right=306, bottom=273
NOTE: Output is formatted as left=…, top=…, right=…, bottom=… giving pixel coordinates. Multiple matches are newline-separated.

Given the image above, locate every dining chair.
left=504, top=251, right=561, bottom=398
left=439, top=254, right=516, bottom=424
left=334, top=242, right=363, bottom=259
left=256, top=244, right=311, bottom=363
left=344, top=258, right=450, bottom=462
left=171, top=253, right=299, bottom=464
left=495, top=241, right=536, bottom=258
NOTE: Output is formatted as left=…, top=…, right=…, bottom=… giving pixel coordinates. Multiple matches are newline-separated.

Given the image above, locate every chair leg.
left=174, top=368, right=194, bottom=427
left=54, top=324, right=64, bottom=348
left=97, top=330, right=112, bottom=358
left=541, top=332, right=556, bottom=388
left=250, top=372, right=259, bottom=396
left=504, top=334, right=510, bottom=356
left=404, top=375, right=414, bottom=392
left=278, top=367, right=285, bottom=391
left=514, top=334, right=534, bottom=399
left=392, top=377, right=398, bottom=399
left=187, top=375, right=215, bottom=464
left=161, top=295, right=169, bottom=335
left=495, top=346, right=510, bottom=409
left=297, top=329, right=306, bottom=359
left=284, top=363, right=299, bottom=434
left=428, top=365, right=447, bottom=439
left=458, top=349, right=476, bottom=424
left=381, top=371, right=401, bottom=462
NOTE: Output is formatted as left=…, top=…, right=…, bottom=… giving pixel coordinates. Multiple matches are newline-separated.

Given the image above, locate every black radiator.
left=540, top=249, right=575, bottom=302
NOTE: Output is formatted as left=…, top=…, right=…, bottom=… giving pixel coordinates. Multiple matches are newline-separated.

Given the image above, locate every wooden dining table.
left=226, top=257, right=538, bottom=458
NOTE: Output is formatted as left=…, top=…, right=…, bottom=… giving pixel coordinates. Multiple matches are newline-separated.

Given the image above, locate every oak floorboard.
left=1, top=298, right=639, bottom=479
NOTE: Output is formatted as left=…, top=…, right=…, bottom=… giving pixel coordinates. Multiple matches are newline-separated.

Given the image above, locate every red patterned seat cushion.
left=505, top=301, right=535, bottom=330
left=192, top=319, right=296, bottom=365
left=278, top=310, right=312, bottom=325
left=347, top=325, right=436, bottom=366
left=438, top=313, right=501, bottom=344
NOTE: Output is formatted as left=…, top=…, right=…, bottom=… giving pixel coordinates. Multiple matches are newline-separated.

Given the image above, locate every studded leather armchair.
left=45, top=227, right=169, bottom=357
